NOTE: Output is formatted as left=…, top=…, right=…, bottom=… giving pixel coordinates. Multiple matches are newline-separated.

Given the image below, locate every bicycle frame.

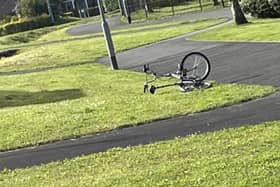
left=143, top=64, right=211, bottom=94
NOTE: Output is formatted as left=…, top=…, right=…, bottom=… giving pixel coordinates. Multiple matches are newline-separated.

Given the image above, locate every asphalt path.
left=67, top=8, right=232, bottom=35
left=99, top=39, right=280, bottom=86
left=1, top=9, right=280, bottom=170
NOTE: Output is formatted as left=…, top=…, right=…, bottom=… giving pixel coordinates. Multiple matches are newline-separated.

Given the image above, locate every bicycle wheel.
left=180, top=52, right=211, bottom=81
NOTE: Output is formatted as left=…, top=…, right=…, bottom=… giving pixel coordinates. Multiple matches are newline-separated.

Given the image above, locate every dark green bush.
left=20, top=0, right=47, bottom=17
left=0, top=16, right=20, bottom=25
left=242, top=0, right=280, bottom=18
left=152, top=0, right=171, bottom=8
left=1, top=14, right=52, bottom=35
left=271, top=0, right=280, bottom=13
left=151, top=0, right=193, bottom=8
left=104, top=0, right=119, bottom=12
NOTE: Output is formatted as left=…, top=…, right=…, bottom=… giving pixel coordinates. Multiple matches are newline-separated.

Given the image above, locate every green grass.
left=37, top=18, right=225, bottom=45
left=0, top=18, right=226, bottom=72
left=0, top=15, right=107, bottom=50
left=0, top=64, right=276, bottom=151
left=0, top=10, right=120, bottom=42
left=0, top=18, right=227, bottom=51
left=1, top=121, right=279, bottom=186
left=0, top=17, right=276, bottom=151
left=191, top=18, right=280, bottom=41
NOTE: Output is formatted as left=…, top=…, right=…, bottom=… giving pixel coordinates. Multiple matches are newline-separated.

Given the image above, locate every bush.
left=150, top=0, right=170, bottom=8
left=104, top=0, right=119, bottom=12
left=20, top=0, right=47, bottom=17
left=271, top=0, right=280, bottom=13
left=242, top=0, right=280, bottom=18
left=1, top=14, right=52, bottom=35
left=0, top=15, right=21, bottom=25
left=148, top=0, right=190, bottom=9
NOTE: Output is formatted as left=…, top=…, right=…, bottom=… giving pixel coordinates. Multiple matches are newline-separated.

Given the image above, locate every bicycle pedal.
left=178, top=86, right=189, bottom=92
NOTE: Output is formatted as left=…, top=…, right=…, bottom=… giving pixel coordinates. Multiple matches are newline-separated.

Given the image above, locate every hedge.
left=0, top=14, right=52, bottom=36
left=242, top=0, right=280, bottom=18
left=0, top=14, right=76, bottom=36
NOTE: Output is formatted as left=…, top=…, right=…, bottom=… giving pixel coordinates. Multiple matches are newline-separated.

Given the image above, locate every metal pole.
left=84, top=0, right=90, bottom=17
left=97, top=0, right=119, bottom=70
left=71, top=0, right=75, bottom=9
left=144, top=0, right=148, bottom=19
left=123, top=0, right=131, bottom=24
left=118, top=0, right=124, bottom=15
left=198, top=0, right=203, bottom=12
left=46, top=0, right=55, bottom=23
left=170, top=0, right=175, bottom=16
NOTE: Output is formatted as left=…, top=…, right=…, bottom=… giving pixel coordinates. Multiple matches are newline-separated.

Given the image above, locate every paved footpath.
left=1, top=9, right=279, bottom=170
left=67, top=8, right=232, bottom=35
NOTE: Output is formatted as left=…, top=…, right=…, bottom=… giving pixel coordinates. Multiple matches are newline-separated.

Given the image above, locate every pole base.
left=111, top=56, right=119, bottom=70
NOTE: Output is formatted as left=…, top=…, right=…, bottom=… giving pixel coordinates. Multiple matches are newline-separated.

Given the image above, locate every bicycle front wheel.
left=180, top=52, right=211, bottom=81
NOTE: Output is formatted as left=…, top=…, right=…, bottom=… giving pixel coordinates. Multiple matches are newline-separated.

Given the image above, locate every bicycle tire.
left=180, top=52, right=211, bottom=81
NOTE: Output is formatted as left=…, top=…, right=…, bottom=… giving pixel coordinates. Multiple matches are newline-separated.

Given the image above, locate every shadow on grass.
left=0, top=89, right=85, bottom=108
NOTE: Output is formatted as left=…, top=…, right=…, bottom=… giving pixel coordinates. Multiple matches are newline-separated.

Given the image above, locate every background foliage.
left=104, top=0, right=120, bottom=12
left=242, top=0, right=280, bottom=18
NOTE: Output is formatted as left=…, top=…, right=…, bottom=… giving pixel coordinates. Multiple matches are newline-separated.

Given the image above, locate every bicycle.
left=143, top=52, right=212, bottom=94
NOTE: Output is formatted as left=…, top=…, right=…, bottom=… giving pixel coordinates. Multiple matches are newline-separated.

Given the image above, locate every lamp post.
left=97, top=0, right=119, bottom=70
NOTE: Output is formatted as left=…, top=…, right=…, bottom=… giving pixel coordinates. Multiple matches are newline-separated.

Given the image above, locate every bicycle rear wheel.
left=180, top=52, right=211, bottom=81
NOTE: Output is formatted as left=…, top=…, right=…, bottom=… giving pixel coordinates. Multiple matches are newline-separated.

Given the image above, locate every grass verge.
left=0, top=121, right=279, bottom=186
left=0, top=18, right=226, bottom=72
left=191, top=18, right=280, bottom=41
left=0, top=63, right=276, bottom=151
left=37, top=18, right=226, bottom=44
left=0, top=17, right=276, bottom=151
left=0, top=18, right=87, bottom=50
left=0, top=12, right=120, bottom=50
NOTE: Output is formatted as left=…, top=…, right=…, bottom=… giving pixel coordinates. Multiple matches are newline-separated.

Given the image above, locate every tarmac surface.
left=0, top=8, right=279, bottom=170
left=67, top=8, right=232, bottom=35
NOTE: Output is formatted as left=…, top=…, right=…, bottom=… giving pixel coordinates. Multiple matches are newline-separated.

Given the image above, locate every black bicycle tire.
left=180, top=52, right=211, bottom=81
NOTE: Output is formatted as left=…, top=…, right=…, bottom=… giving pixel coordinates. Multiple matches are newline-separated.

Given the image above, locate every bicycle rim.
left=180, top=52, right=211, bottom=81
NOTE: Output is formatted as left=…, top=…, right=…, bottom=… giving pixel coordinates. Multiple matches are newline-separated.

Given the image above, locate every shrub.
left=242, top=0, right=280, bottom=18
left=271, top=0, right=280, bottom=13
left=151, top=1, right=170, bottom=8
left=1, top=14, right=52, bottom=35
left=104, top=0, right=119, bottom=12
left=20, top=0, right=47, bottom=17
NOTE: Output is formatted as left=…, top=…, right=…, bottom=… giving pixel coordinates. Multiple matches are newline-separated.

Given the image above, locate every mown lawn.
left=0, top=17, right=88, bottom=50
left=0, top=18, right=226, bottom=72
left=191, top=18, right=280, bottom=41
left=0, top=63, right=275, bottom=151
left=0, top=121, right=279, bottom=186
left=37, top=18, right=226, bottom=44
left=0, top=17, right=275, bottom=151
left=0, top=11, right=122, bottom=50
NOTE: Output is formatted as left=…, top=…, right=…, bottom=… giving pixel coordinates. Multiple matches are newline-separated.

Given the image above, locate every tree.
left=231, top=0, right=248, bottom=25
